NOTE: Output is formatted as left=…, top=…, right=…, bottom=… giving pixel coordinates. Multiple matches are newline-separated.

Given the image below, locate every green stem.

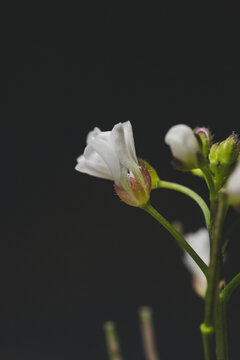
left=220, top=272, right=240, bottom=304
left=200, top=323, right=215, bottom=360
left=204, top=199, right=225, bottom=326
left=215, top=294, right=229, bottom=360
left=141, top=203, right=208, bottom=277
left=201, top=196, right=227, bottom=360
left=104, top=322, right=124, bottom=360
left=216, top=273, right=240, bottom=360
left=157, top=180, right=210, bottom=229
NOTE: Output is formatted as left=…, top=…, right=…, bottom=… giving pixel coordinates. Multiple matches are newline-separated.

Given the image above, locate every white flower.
left=75, top=121, right=151, bottom=207
left=183, top=228, right=210, bottom=298
left=225, top=160, right=240, bottom=206
left=165, top=124, right=200, bottom=169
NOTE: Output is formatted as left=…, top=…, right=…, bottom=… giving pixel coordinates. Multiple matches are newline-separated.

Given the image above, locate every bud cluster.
left=209, top=133, right=240, bottom=190
left=165, top=124, right=240, bottom=206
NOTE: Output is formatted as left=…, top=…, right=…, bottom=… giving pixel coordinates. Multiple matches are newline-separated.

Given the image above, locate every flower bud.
left=225, top=160, right=240, bottom=207
left=114, top=165, right=151, bottom=207
left=194, top=127, right=212, bottom=158
left=165, top=124, right=203, bottom=170
left=209, top=133, right=240, bottom=189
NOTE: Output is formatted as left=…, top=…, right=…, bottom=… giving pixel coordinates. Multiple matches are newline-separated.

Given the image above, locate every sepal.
left=138, top=159, right=160, bottom=189
left=114, top=165, right=151, bottom=207
left=194, top=127, right=212, bottom=158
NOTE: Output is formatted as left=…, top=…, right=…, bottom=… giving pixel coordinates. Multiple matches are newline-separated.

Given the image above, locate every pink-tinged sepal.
left=139, top=165, right=152, bottom=194
left=114, top=166, right=151, bottom=207
left=114, top=183, right=139, bottom=207
left=138, top=159, right=160, bottom=189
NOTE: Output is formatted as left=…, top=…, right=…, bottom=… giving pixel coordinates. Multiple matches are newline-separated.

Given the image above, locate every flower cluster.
left=76, top=121, right=240, bottom=298
left=165, top=124, right=240, bottom=206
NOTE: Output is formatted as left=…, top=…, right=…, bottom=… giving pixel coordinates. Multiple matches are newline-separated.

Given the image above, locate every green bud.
left=209, top=133, right=240, bottom=189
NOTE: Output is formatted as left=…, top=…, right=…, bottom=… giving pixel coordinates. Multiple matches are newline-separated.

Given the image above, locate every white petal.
left=111, top=122, right=139, bottom=170
left=76, top=128, right=119, bottom=181
left=185, top=228, right=210, bottom=265
left=183, top=228, right=210, bottom=297
left=165, top=124, right=199, bottom=165
left=122, top=121, right=138, bottom=163
left=192, top=273, right=208, bottom=298
left=226, top=161, right=240, bottom=204
left=86, top=127, right=101, bottom=144
left=75, top=154, right=114, bottom=180
left=89, top=135, right=121, bottom=183
left=75, top=122, right=139, bottom=187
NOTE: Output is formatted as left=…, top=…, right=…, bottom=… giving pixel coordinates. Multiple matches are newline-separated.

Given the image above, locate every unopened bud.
left=209, top=133, right=240, bottom=189
left=165, top=124, right=204, bottom=170
left=194, top=127, right=212, bottom=158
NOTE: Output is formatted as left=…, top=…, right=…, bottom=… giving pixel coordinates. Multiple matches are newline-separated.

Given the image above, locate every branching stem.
left=157, top=180, right=210, bottom=229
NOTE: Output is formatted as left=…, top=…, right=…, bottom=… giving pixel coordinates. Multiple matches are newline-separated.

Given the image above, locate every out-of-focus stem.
left=104, top=321, right=124, bottom=360
left=215, top=271, right=240, bottom=360
left=139, top=307, right=160, bottom=360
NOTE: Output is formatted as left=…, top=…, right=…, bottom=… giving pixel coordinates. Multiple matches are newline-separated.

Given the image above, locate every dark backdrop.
left=1, top=2, right=240, bottom=359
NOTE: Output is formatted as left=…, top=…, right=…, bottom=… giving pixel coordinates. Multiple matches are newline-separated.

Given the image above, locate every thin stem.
left=215, top=295, right=229, bottom=360
left=104, top=322, right=124, bottom=360
left=157, top=180, right=210, bottom=229
left=204, top=198, right=226, bottom=327
left=201, top=195, right=227, bottom=360
left=216, top=273, right=240, bottom=360
left=139, top=307, right=160, bottom=360
left=141, top=203, right=208, bottom=277
left=220, top=272, right=240, bottom=303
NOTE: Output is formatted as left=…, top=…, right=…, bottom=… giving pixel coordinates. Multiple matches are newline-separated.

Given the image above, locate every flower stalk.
left=156, top=180, right=210, bottom=229
left=139, top=307, right=160, bottom=360
left=141, top=203, right=208, bottom=277
left=104, top=322, right=124, bottom=360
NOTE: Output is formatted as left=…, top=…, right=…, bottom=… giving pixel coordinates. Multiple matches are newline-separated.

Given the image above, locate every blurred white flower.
left=225, top=160, right=240, bottom=206
left=183, top=228, right=210, bottom=298
left=75, top=121, right=151, bottom=207
left=165, top=124, right=200, bottom=169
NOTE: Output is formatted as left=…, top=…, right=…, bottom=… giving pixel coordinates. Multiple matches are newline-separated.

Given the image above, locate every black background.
left=1, top=2, right=240, bottom=359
